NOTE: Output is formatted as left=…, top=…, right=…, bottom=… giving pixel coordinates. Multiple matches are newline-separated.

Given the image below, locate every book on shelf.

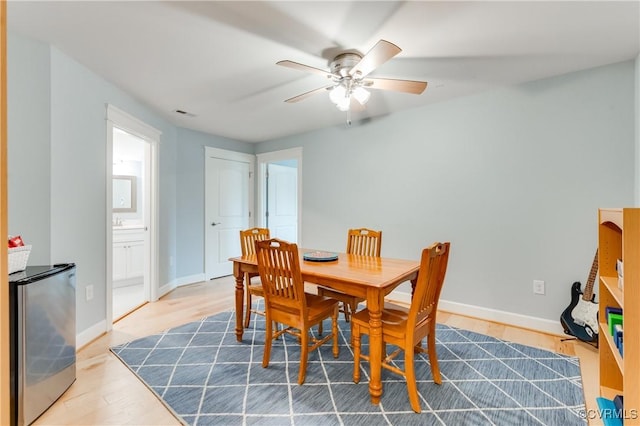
left=613, top=324, right=623, bottom=355
left=596, top=397, right=624, bottom=426
left=613, top=395, right=624, bottom=413
left=606, top=306, right=623, bottom=318
left=608, top=312, right=623, bottom=336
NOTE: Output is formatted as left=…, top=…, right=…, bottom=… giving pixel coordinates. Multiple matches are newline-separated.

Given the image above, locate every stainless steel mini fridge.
left=9, top=263, right=76, bottom=425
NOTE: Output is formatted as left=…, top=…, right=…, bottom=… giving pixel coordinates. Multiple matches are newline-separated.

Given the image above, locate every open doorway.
left=256, top=148, right=302, bottom=244
left=106, top=105, right=160, bottom=328
left=111, top=128, right=148, bottom=320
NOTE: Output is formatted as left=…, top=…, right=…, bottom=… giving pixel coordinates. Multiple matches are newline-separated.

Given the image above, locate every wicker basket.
left=8, top=245, right=31, bottom=274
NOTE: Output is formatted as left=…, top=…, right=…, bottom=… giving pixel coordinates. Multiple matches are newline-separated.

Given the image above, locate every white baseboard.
left=158, top=281, right=177, bottom=299
left=113, top=277, right=143, bottom=288
left=76, top=319, right=107, bottom=350
left=157, top=274, right=204, bottom=299
left=390, top=291, right=566, bottom=336
left=175, top=273, right=206, bottom=287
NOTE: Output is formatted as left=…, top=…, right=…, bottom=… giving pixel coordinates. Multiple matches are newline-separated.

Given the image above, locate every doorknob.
left=211, top=222, right=221, bottom=226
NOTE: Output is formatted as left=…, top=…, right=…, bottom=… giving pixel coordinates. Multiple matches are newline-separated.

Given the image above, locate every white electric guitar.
left=560, top=250, right=599, bottom=346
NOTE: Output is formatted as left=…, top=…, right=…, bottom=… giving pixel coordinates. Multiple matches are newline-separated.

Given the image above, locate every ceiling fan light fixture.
left=329, top=84, right=351, bottom=111
left=329, top=84, right=346, bottom=105
left=336, top=97, right=350, bottom=111
left=352, top=86, right=370, bottom=105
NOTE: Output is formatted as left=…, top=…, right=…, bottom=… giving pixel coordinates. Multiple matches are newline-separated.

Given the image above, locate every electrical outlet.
left=86, top=284, right=94, bottom=301
left=533, top=280, right=545, bottom=295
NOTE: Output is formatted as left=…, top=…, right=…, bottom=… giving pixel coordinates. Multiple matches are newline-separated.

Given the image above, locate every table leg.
left=233, top=262, right=245, bottom=342
left=367, top=288, right=384, bottom=405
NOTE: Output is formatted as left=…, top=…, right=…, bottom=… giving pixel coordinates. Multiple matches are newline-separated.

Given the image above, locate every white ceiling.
left=7, top=1, right=640, bottom=143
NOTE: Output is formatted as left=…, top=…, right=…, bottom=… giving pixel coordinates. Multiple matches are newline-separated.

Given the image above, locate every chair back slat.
left=256, top=238, right=306, bottom=312
left=346, top=228, right=382, bottom=257
left=409, top=242, right=450, bottom=328
left=240, top=227, right=270, bottom=256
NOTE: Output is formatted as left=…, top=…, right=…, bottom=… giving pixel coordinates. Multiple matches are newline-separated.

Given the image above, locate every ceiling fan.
left=277, top=39, right=427, bottom=116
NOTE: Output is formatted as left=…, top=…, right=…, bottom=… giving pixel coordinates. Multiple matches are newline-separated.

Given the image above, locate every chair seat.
left=247, top=283, right=264, bottom=296
left=380, top=301, right=410, bottom=319
left=306, top=293, right=341, bottom=321
left=351, top=305, right=408, bottom=337
left=268, top=293, right=337, bottom=321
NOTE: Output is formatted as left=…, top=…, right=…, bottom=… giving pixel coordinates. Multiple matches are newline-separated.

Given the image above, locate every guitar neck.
left=582, top=249, right=599, bottom=301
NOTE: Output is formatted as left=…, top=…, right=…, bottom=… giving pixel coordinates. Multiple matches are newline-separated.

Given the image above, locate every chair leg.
left=405, top=347, right=421, bottom=413
left=298, top=330, right=309, bottom=385
left=244, top=290, right=252, bottom=328
left=347, top=303, right=357, bottom=347
left=262, top=317, right=273, bottom=368
left=349, top=299, right=359, bottom=321
left=318, top=320, right=323, bottom=336
left=352, top=322, right=361, bottom=383
left=427, top=330, right=442, bottom=384
left=331, top=306, right=339, bottom=358
left=343, top=302, right=351, bottom=322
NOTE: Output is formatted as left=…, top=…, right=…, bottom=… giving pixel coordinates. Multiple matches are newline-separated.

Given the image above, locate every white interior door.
left=205, top=156, right=250, bottom=279
left=267, top=163, right=298, bottom=242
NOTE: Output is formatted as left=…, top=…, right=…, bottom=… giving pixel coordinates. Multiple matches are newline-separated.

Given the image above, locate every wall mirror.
left=113, top=175, right=137, bottom=212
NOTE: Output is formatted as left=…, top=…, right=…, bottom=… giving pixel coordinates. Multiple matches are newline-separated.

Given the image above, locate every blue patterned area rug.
left=110, top=304, right=586, bottom=425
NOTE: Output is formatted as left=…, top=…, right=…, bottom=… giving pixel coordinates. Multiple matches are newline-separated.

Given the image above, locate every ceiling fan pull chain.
left=346, top=108, right=352, bottom=127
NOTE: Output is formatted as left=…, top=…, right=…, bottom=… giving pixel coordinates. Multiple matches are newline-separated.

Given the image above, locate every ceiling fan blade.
left=364, top=77, right=428, bottom=94
left=277, top=60, right=333, bottom=78
left=349, top=39, right=402, bottom=78
left=284, top=85, right=332, bottom=103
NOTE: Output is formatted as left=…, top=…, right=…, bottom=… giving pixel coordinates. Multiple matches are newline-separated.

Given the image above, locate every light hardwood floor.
left=34, top=276, right=600, bottom=425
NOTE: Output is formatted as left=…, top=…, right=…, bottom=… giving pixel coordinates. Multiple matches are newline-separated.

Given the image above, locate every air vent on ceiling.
left=173, top=109, right=196, bottom=118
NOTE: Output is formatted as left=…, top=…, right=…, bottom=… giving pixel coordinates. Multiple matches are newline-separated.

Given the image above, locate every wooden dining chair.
left=351, top=241, right=450, bottom=413
left=255, top=238, right=340, bottom=385
left=240, top=227, right=270, bottom=328
left=317, top=228, right=382, bottom=326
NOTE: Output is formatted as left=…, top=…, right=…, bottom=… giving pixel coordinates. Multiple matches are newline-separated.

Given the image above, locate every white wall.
left=7, top=34, right=51, bottom=265
left=257, top=60, right=636, bottom=325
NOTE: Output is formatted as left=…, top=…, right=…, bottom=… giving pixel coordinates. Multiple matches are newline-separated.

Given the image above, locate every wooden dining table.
left=229, top=249, right=420, bottom=406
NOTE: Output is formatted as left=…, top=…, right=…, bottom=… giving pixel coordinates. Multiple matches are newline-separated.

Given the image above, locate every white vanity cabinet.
left=113, top=228, right=145, bottom=284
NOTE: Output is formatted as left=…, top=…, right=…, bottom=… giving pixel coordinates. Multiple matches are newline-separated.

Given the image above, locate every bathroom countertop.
left=112, top=225, right=145, bottom=230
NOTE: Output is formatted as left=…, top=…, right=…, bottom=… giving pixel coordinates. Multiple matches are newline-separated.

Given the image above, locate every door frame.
left=256, top=147, right=303, bottom=245
left=204, top=146, right=255, bottom=279
left=105, top=104, right=160, bottom=330
left=0, top=2, right=8, bottom=422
